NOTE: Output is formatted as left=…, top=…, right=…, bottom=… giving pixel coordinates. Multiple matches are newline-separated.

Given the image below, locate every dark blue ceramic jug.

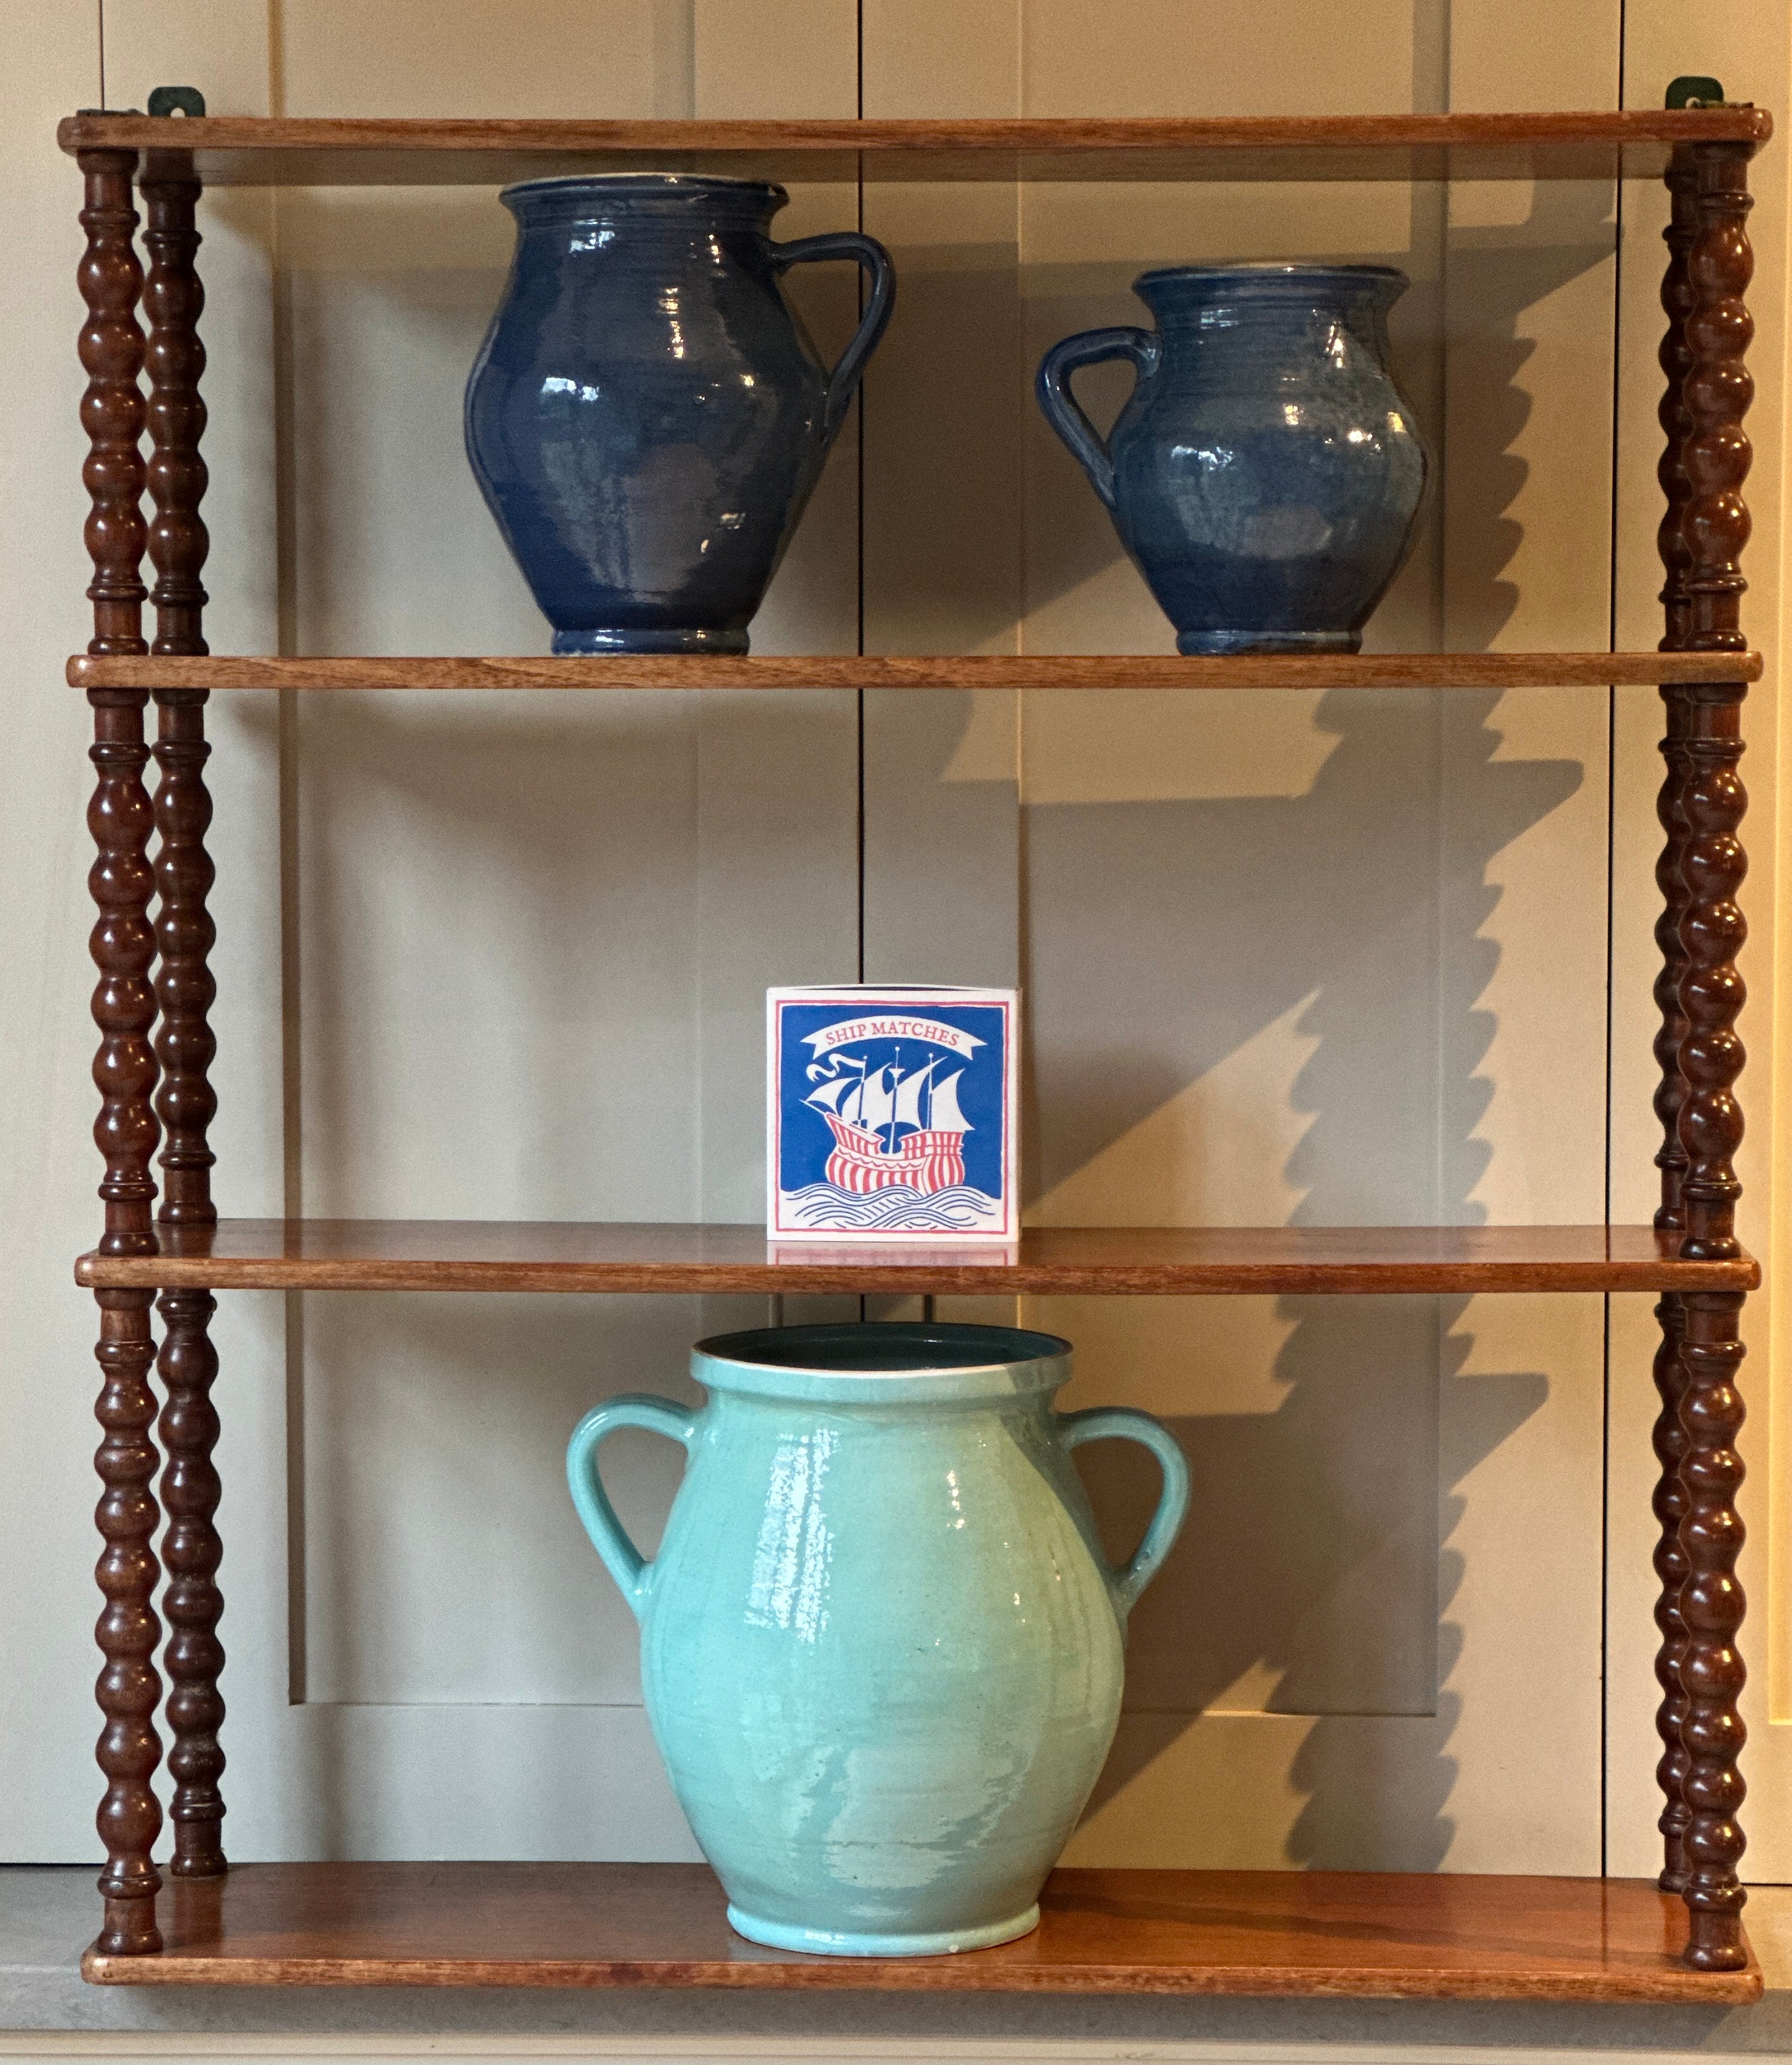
left=466, top=175, right=894, bottom=654
left=1036, top=265, right=1428, bottom=654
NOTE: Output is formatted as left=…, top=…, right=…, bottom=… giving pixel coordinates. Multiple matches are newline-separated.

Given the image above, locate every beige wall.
left=2, top=0, right=1791, bottom=1900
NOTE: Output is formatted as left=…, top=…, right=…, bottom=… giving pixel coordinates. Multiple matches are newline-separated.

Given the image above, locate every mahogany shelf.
left=80, top=1862, right=1761, bottom=2001
left=68, top=650, right=1765, bottom=693
left=75, top=1221, right=1760, bottom=1296
left=59, top=108, right=1772, bottom=188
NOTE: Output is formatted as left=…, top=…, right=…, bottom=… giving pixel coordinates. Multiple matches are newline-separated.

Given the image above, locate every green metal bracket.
left=147, top=85, right=206, bottom=118
left=1666, top=76, right=1726, bottom=110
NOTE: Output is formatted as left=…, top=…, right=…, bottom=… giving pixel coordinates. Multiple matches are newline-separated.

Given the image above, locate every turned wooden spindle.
left=81, top=145, right=164, bottom=1957
left=89, top=689, right=160, bottom=1254
left=1663, top=138, right=1754, bottom=1973
left=142, top=158, right=209, bottom=657
left=78, top=151, right=148, bottom=659
left=1657, top=152, right=1698, bottom=658
left=143, top=161, right=219, bottom=1214
left=1652, top=716, right=1693, bottom=1230
left=92, top=1288, right=165, bottom=1955
left=141, top=155, right=227, bottom=1874
left=1646, top=147, right=1698, bottom=1896
left=150, top=688, right=226, bottom=1876
left=1675, top=684, right=1748, bottom=1266
left=86, top=682, right=165, bottom=1951
left=80, top=149, right=157, bottom=1257
left=87, top=688, right=165, bottom=1950
left=1677, top=1290, right=1749, bottom=1971
left=1651, top=1297, right=1693, bottom=1890
left=152, top=692, right=217, bottom=1222
left=143, top=158, right=217, bottom=1221
left=1652, top=156, right=1696, bottom=1225
left=157, top=1290, right=225, bottom=1874
left=1673, top=142, right=1752, bottom=1265
left=144, top=159, right=217, bottom=1224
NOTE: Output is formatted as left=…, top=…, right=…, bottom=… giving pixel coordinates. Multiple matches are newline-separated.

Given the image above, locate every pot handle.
left=1058, top=1406, right=1190, bottom=1618
left=1034, top=327, right=1160, bottom=511
left=566, top=1395, right=698, bottom=1622
left=772, top=230, right=897, bottom=441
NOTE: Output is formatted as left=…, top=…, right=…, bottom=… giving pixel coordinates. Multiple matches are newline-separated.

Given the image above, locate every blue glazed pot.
left=566, top=1321, right=1189, bottom=1957
left=466, top=176, right=895, bottom=654
left=1036, top=265, right=1429, bottom=654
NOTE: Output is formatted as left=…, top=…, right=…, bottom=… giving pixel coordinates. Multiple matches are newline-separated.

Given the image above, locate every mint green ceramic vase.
left=566, top=1321, right=1189, bottom=1957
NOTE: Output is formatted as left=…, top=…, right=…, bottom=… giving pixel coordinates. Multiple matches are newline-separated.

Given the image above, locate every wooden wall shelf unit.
left=64, top=101, right=1767, bottom=1999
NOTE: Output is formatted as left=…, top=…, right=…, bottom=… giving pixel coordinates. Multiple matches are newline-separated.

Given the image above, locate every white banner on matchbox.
left=767, top=987, right=1019, bottom=1242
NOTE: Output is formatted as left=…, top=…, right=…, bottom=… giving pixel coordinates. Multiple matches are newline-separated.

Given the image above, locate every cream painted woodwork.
left=1, top=0, right=1790, bottom=1888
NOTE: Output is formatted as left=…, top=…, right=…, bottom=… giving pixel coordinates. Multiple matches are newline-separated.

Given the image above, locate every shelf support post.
left=1649, top=145, right=1699, bottom=1895
left=141, top=147, right=228, bottom=1880
left=1656, top=134, right=1754, bottom=1972
left=80, top=141, right=164, bottom=1959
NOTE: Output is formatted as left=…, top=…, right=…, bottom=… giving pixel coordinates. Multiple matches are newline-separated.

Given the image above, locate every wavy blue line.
left=781, top=1182, right=1001, bottom=1232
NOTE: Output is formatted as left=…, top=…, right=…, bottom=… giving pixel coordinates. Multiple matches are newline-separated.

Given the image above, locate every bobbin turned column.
left=1661, top=137, right=1754, bottom=1973
left=1649, top=145, right=1698, bottom=1895
left=1651, top=1296, right=1693, bottom=1890
left=141, top=149, right=227, bottom=1879
left=80, top=141, right=163, bottom=1958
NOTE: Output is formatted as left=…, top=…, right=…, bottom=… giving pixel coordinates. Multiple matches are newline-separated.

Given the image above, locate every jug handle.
left=566, top=1395, right=698, bottom=1622
left=1059, top=1406, right=1190, bottom=1617
left=1035, top=327, right=1160, bottom=511
left=772, top=231, right=897, bottom=441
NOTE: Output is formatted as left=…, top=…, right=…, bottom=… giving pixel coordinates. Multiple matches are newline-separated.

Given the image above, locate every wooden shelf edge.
left=54, top=109, right=1773, bottom=187
left=59, top=110, right=1777, bottom=151
left=74, top=1223, right=1763, bottom=1295
left=73, top=1865, right=1765, bottom=2002
left=67, top=651, right=1767, bottom=693
left=57, top=109, right=1775, bottom=191
left=78, top=1950, right=1766, bottom=2001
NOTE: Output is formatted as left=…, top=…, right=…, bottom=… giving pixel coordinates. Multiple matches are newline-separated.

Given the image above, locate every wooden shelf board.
left=80, top=1863, right=1761, bottom=1999
left=75, top=1221, right=1759, bottom=1295
left=61, top=110, right=1772, bottom=187
left=68, top=651, right=1765, bottom=693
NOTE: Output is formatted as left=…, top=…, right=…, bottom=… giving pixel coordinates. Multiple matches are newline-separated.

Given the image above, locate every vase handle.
left=1034, top=327, right=1159, bottom=511
left=1058, top=1406, right=1190, bottom=1618
left=772, top=230, right=897, bottom=441
left=566, top=1395, right=698, bottom=1622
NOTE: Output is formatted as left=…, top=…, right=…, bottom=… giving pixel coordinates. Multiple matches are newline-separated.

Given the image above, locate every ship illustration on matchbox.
left=767, top=987, right=1018, bottom=1242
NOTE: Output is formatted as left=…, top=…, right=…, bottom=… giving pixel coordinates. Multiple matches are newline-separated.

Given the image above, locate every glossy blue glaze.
left=466, top=176, right=894, bottom=654
left=1036, top=265, right=1429, bottom=654
left=566, top=1322, right=1189, bottom=1956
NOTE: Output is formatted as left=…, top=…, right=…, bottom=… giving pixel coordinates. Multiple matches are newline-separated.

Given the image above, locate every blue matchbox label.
left=767, top=987, right=1018, bottom=1242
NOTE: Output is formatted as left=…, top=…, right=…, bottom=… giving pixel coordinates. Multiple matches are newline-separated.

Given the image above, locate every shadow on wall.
left=1008, top=181, right=1606, bottom=1870
left=240, top=177, right=1606, bottom=1868
left=1011, top=679, right=1575, bottom=1869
